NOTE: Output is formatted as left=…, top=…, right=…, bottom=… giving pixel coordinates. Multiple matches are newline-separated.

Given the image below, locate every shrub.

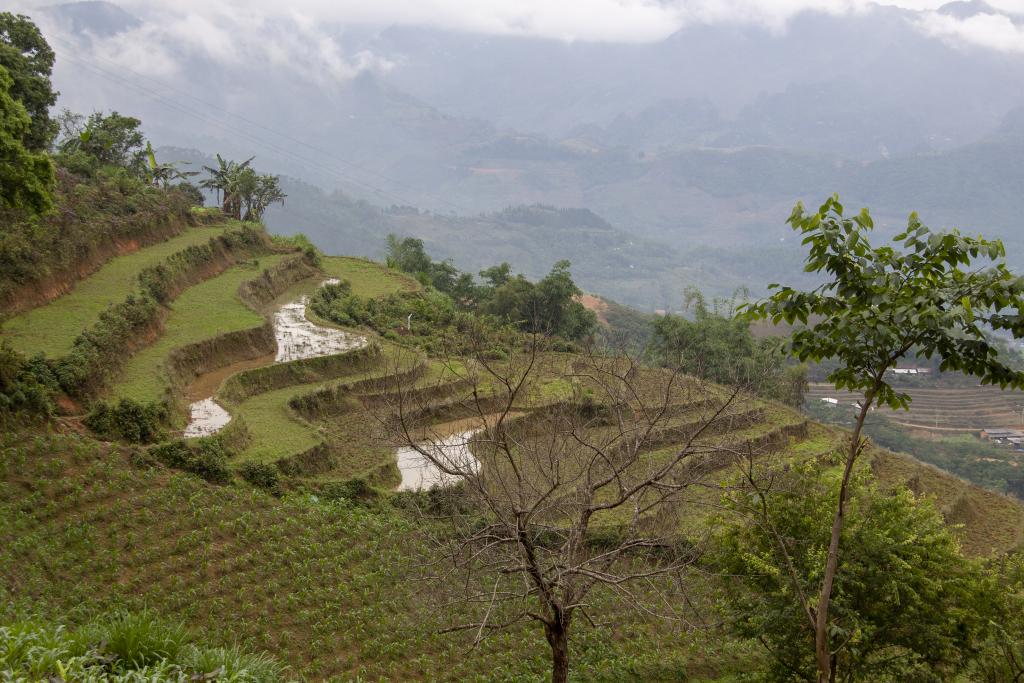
left=149, top=437, right=231, bottom=484
left=138, top=225, right=267, bottom=303
left=0, top=342, right=57, bottom=419
left=0, top=167, right=191, bottom=309
left=55, top=294, right=160, bottom=397
left=239, top=461, right=281, bottom=495
left=85, top=398, right=167, bottom=443
left=319, top=477, right=377, bottom=504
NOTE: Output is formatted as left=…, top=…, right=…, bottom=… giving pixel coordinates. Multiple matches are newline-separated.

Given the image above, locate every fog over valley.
left=13, top=0, right=1024, bottom=309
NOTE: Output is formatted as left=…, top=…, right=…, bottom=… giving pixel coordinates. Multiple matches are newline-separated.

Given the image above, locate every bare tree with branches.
left=381, top=334, right=755, bottom=683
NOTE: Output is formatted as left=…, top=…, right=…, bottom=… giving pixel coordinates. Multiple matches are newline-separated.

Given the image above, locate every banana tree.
left=199, top=154, right=253, bottom=219
left=145, top=142, right=198, bottom=188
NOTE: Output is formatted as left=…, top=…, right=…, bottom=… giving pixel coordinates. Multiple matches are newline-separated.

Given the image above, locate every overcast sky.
left=15, top=0, right=1024, bottom=87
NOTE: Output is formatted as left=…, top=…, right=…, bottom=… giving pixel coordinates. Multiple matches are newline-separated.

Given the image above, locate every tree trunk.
left=814, top=385, right=877, bottom=683
left=545, top=620, right=570, bottom=683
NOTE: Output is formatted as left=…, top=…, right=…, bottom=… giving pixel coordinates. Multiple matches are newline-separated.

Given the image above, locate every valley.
left=6, top=5, right=1024, bottom=681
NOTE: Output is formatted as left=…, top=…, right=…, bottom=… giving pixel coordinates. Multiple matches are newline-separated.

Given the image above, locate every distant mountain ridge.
left=45, top=1, right=1024, bottom=309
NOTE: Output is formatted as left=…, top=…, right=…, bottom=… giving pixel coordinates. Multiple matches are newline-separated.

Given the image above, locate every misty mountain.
left=38, top=1, right=1024, bottom=309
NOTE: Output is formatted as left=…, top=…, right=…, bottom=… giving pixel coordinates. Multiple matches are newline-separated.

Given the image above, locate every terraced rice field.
left=8, top=214, right=1024, bottom=679
left=806, top=382, right=1024, bottom=433
left=0, top=223, right=233, bottom=357
left=112, top=255, right=289, bottom=403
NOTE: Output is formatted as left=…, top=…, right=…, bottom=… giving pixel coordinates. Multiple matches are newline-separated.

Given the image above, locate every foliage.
left=385, top=234, right=477, bottom=301
left=236, top=167, right=286, bottom=222
left=0, top=430, right=707, bottom=680
left=0, top=167, right=191, bottom=308
left=647, top=289, right=806, bottom=406
left=271, top=232, right=321, bottom=266
left=311, top=282, right=513, bottom=356
left=0, top=342, right=57, bottom=419
left=199, top=154, right=284, bottom=221
left=385, top=234, right=433, bottom=274
left=54, top=294, right=159, bottom=397
left=746, top=195, right=1024, bottom=410
left=239, top=462, right=281, bottom=496
left=971, top=554, right=1024, bottom=682
left=745, top=194, right=1024, bottom=681
left=143, top=142, right=198, bottom=188
left=149, top=437, right=232, bottom=484
left=0, top=64, right=53, bottom=213
left=384, top=234, right=596, bottom=341
left=483, top=259, right=597, bottom=340
left=716, top=461, right=990, bottom=682
left=806, top=402, right=1024, bottom=498
left=0, top=611, right=284, bottom=681
left=137, top=225, right=267, bottom=303
left=56, top=111, right=149, bottom=177
left=171, top=180, right=204, bottom=207
left=0, top=12, right=57, bottom=151
left=85, top=398, right=167, bottom=444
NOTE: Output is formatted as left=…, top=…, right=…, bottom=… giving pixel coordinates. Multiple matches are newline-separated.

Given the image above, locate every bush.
left=319, top=477, right=377, bottom=504
left=239, top=461, right=281, bottom=495
left=149, top=437, right=231, bottom=484
left=0, top=342, right=57, bottom=419
left=138, top=225, right=267, bottom=303
left=310, top=285, right=516, bottom=357
left=0, top=167, right=191, bottom=308
left=55, top=294, right=160, bottom=397
left=85, top=398, right=167, bottom=443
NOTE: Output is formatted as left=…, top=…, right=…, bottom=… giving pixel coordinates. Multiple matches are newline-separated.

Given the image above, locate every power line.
left=50, top=37, right=473, bottom=213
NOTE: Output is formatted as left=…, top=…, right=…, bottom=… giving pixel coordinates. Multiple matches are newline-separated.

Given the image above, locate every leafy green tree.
left=199, top=153, right=253, bottom=218
left=57, top=111, right=148, bottom=176
left=479, top=262, right=511, bottom=287
left=648, top=290, right=757, bottom=383
left=171, top=181, right=205, bottom=207
left=0, top=64, right=53, bottom=213
left=239, top=170, right=285, bottom=221
left=484, top=260, right=596, bottom=341
left=0, top=12, right=57, bottom=150
left=717, top=461, right=989, bottom=682
left=385, top=234, right=432, bottom=275
left=971, top=554, right=1024, bottom=682
left=745, top=194, right=1024, bottom=682
left=647, top=288, right=806, bottom=405
left=144, top=142, right=197, bottom=188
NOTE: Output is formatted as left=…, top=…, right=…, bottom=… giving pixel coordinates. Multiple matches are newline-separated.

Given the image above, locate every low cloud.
left=17, top=0, right=1024, bottom=90
left=917, top=8, right=1024, bottom=52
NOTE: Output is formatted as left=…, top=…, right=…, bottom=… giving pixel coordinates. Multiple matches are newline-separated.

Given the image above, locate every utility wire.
left=51, top=37, right=473, bottom=213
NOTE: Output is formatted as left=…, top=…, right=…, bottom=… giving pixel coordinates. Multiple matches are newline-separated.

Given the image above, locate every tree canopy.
left=0, top=64, right=53, bottom=213
left=384, top=235, right=597, bottom=342
left=0, top=12, right=58, bottom=151
left=647, top=288, right=806, bottom=405
left=199, top=154, right=284, bottom=221
left=745, top=194, right=1024, bottom=682
left=57, top=111, right=148, bottom=176
left=717, top=462, right=989, bottom=682
left=748, top=195, right=1024, bottom=411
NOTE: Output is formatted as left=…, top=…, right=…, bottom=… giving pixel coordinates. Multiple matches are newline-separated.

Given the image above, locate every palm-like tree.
left=243, top=173, right=286, bottom=221
left=199, top=154, right=253, bottom=219
left=145, top=143, right=198, bottom=188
